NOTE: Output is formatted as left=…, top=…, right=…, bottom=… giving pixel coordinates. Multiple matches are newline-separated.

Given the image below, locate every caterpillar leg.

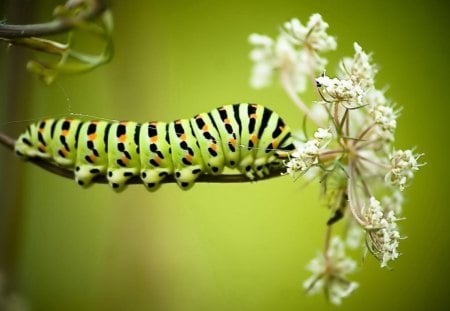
left=106, top=168, right=139, bottom=192
left=253, top=157, right=273, bottom=178
left=140, top=167, right=171, bottom=191
left=174, top=165, right=203, bottom=190
left=238, top=154, right=257, bottom=180
left=75, top=164, right=105, bottom=187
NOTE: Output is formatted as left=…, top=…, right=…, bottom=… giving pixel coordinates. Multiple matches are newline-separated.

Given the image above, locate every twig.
left=280, top=70, right=324, bottom=128
left=0, top=0, right=108, bottom=39
left=0, top=131, right=286, bottom=185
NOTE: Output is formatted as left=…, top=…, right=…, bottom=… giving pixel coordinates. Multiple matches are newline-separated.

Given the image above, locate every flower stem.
left=280, top=70, right=324, bottom=127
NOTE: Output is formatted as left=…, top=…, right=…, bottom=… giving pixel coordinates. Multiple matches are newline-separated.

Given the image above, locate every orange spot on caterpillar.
left=88, top=133, right=97, bottom=141
left=150, top=136, right=158, bottom=143
left=61, top=130, right=69, bottom=136
left=210, top=143, right=217, bottom=151
left=224, top=118, right=230, bottom=124
left=229, top=137, right=236, bottom=146
left=180, top=133, right=186, bottom=141
left=202, top=124, right=209, bottom=132
left=250, top=134, right=257, bottom=144
left=185, top=154, right=193, bottom=162
left=88, top=154, right=97, bottom=163
left=60, top=148, right=69, bottom=156
left=153, top=156, right=161, bottom=165
left=271, top=140, right=279, bottom=149
left=121, top=156, right=129, bottom=165
left=118, top=135, right=126, bottom=142
left=250, top=113, right=257, bottom=119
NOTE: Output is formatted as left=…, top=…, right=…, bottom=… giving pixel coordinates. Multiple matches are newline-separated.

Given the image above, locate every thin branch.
left=279, top=70, right=325, bottom=128
left=0, top=131, right=286, bottom=185
left=0, top=0, right=108, bottom=39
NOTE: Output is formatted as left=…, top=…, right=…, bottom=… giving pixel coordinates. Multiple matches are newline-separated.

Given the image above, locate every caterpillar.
left=14, top=103, right=295, bottom=191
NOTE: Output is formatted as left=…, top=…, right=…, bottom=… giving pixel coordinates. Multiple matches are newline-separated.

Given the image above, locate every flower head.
left=339, top=42, right=377, bottom=89
left=282, top=14, right=337, bottom=52
left=248, top=34, right=275, bottom=88
left=362, top=197, right=402, bottom=267
left=285, top=128, right=332, bottom=177
left=303, top=237, right=359, bottom=305
left=249, top=14, right=336, bottom=92
left=386, top=149, right=423, bottom=191
left=316, top=75, right=365, bottom=105
left=364, top=89, right=399, bottom=142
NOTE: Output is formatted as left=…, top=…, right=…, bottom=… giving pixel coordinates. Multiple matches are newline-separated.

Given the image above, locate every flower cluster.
left=386, top=149, right=423, bottom=191
left=282, top=14, right=337, bottom=51
left=339, top=43, right=377, bottom=89
left=248, top=14, right=423, bottom=304
left=362, top=197, right=401, bottom=267
left=303, top=237, right=359, bottom=305
left=363, top=89, right=399, bottom=142
left=285, top=128, right=331, bottom=177
left=316, top=75, right=365, bottom=106
left=249, top=14, right=336, bottom=92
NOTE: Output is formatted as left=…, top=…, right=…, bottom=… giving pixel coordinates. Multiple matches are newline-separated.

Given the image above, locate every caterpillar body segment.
left=209, top=105, right=241, bottom=169
left=15, top=104, right=296, bottom=191
left=168, top=118, right=205, bottom=190
left=139, top=121, right=174, bottom=191
left=75, top=120, right=109, bottom=187
left=106, top=121, right=141, bottom=191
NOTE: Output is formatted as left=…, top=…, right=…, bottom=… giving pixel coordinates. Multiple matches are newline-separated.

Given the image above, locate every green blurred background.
left=0, top=0, right=448, bottom=310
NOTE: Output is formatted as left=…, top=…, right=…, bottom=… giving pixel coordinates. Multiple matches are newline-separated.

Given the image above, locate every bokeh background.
left=0, top=0, right=448, bottom=310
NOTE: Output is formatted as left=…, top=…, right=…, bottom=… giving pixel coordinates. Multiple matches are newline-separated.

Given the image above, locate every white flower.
left=340, top=42, right=377, bottom=90
left=362, top=196, right=384, bottom=228
left=375, top=211, right=402, bottom=268
left=285, top=139, right=320, bottom=176
left=284, top=128, right=332, bottom=177
left=362, top=197, right=402, bottom=267
left=249, top=14, right=336, bottom=92
left=248, top=33, right=273, bottom=46
left=283, top=14, right=337, bottom=52
left=365, top=89, right=399, bottom=140
left=248, top=34, right=275, bottom=89
left=385, top=149, right=423, bottom=191
left=314, top=127, right=332, bottom=141
left=275, top=35, right=309, bottom=92
left=303, top=237, right=359, bottom=305
left=316, top=75, right=365, bottom=105
left=250, top=62, right=273, bottom=89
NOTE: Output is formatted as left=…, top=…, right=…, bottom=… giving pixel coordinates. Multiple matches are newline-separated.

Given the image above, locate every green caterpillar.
left=14, top=103, right=295, bottom=191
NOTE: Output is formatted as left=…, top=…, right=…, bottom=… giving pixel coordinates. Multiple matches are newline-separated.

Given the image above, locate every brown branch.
left=0, top=131, right=286, bottom=185
left=0, top=0, right=108, bottom=39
